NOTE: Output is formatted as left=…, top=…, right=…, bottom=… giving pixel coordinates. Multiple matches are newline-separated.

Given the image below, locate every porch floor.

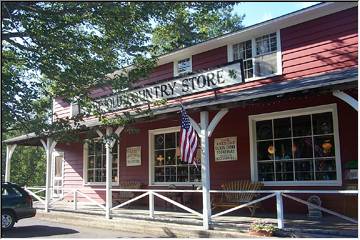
left=34, top=200, right=358, bottom=237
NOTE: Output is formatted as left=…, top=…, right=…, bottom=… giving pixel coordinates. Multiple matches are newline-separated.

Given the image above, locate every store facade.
left=4, top=2, right=358, bottom=229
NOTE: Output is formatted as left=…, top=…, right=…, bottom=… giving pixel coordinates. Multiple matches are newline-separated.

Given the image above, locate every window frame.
left=83, top=138, right=120, bottom=186
left=173, top=56, right=193, bottom=77
left=148, top=126, right=201, bottom=186
left=248, top=104, right=342, bottom=186
left=228, top=30, right=282, bottom=82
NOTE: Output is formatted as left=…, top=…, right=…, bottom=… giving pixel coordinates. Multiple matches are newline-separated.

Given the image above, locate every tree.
left=151, top=4, right=244, bottom=55
left=2, top=2, right=243, bottom=135
left=2, top=2, right=243, bottom=186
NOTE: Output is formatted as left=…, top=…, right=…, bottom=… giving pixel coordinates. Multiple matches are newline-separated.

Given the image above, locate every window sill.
left=244, top=72, right=281, bottom=82
left=261, top=180, right=342, bottom=187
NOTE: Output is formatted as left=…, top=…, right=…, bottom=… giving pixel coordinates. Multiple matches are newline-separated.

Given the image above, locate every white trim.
left=332, top=90, right=358, bottom=111
left=227, top=31, right=282, bottom=82
left=82, top=139, right=120, bottom=186
left=148, top=126, right=202, bottom=186
left=173, top=56, right=192, bottom=77
left=248, top=104, right=342, bottom=186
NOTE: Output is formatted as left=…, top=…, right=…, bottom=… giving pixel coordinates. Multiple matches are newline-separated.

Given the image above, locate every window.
left=174, top=57, right=192, bottom=76
left=1, top=186, right=22, bottom=197
left=233, top=40, right=253, bottom=79
left=149, top=127, right=201, bottom=185
left=232, top=32, right=281, bottom=80
left=249, top=104, right=341, bottom=186
left=84, top=140, right=118, bottom=184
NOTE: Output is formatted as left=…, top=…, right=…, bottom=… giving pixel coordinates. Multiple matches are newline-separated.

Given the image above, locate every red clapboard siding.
left=53, top=97, right=70, bottom=119
left=132, top=62, right=173, bottom=87
left=192, top=46, right=228, bottom=71
left=281, top=7, right=357, bottom=79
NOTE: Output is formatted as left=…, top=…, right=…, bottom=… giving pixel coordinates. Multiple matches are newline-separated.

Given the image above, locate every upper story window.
left=149, top=127, right=201, bottom=185
left=249, top=104, right=341, bottom=186
left=231, top=31, right=281, bottom=80
left=174, top=57, right=192, bottom=76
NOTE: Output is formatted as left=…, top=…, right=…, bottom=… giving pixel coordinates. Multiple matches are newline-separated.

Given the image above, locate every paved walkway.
left=33, top=201, right=358, bottom=238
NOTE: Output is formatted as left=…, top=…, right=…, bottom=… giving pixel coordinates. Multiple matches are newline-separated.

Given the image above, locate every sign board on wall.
left=96, top=61, right=243, bottom=113
left=214, top=137, right=237, bottom=162
left=126, top=146, right=141, bottom=166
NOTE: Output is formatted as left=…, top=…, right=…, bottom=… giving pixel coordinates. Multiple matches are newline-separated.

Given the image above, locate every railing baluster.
left=149, top=191, right=154, bottom=219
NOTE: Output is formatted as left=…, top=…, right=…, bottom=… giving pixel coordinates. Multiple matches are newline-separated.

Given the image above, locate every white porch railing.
left=24, top=186, right=358, bottom=229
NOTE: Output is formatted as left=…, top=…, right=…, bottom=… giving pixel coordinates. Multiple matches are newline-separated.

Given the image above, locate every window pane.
left=312, top=112, right=333, bottom=135
left=165, top=133, right=176, bottom=149
left=155, top=167, right=164, bottom=182
left=257, top=141, right=274, bottom=160
left=190, top=166, right=201, bottom=182
left=88, top=156, right=95, bottom=168
left=88, top=142, right=95, bottom=155
left=165, top=167, right=176, bottom=182
left=254, top=52, right=277, bottom=76
left=274, top=139, right=292, bottom=160
left=95, top=169, right=102, bottom=182
left=177, top=166, right=188, bottom=182
left=294, top=160, right=314, bottom=181
left=95, top=155, right=102, bottom=168
left=274, top=117, right=291, bottom=138
left=88, top=170, right=94, bottom=182
left=314, top=135, right=335, bottom=157
left=155, top=134, right=164, bottom=150
left=256, top=120, right=273, bottom=140
left=165, top=149, right=176, bottom=165
left=178, top=58, right=191, bottom=74
left=112, top=169, right=117, bottom=182
left=315, top=158, right=336, bottom=180
left=292, top=115, right=311, bottom=137
left=112, top=155, right=118, bottom=168
left=112, top=142, right=118, bottom=154
left=155, top=150, right=165, bottom=166
left=293, top=137, right=313, bottom=159
left=95, top=142, right=102, bottom=155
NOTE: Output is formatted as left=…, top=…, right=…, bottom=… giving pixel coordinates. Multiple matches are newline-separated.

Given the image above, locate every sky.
left=233, top=2, right=321, bottom=27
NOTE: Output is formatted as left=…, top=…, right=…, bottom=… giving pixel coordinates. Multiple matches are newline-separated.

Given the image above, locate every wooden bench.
left=113, top=181, right=141, bottom=206
left=212, top=180, right=264, bottom=216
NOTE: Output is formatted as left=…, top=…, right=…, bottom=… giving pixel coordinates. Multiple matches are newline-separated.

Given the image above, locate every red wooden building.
left=4, top=2, right=358, bottom=229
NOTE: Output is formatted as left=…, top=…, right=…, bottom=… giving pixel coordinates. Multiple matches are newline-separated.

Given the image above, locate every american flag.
left=180, top=106, right=198, bottom=164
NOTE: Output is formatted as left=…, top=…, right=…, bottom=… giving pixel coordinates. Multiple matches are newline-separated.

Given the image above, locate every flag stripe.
left=180, top=107, right=198, bottom=164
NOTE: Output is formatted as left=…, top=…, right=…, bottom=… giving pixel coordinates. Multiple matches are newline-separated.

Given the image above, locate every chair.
left=212, top=180, right=263, bottom=216
left=113, top=181, right=141, bottom=206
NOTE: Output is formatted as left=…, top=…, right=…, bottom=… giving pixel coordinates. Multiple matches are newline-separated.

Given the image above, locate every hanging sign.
left=96, top=61, right=243, bottom=113
left=214, top=136, right=237, bottom=162
left=126, top=146, right=141, bottom=166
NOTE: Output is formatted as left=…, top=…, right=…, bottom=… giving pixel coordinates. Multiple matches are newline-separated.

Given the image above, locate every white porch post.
left=190, top=108, right=228, bottom=230
left=5, top=144, right=17, bottom=182
left=200, top=111, right=211, bottom=230
left=100, top=126, right=123, bottom=219
left=105, top=127, right=113, bottom=219
left=40, top=138, right=57, bottom=212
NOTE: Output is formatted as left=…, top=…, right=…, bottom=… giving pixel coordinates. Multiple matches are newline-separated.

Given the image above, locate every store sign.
left=126, top=146, right=141, bottom=166
left=214, top=136, right=237, bottom=162
left=96, top=62, right=243, bottom=113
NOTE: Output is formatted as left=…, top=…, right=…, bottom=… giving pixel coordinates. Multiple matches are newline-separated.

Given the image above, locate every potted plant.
left=249, top=220, right=277, bottom=237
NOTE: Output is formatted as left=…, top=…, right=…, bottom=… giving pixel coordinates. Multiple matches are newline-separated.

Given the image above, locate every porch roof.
left=3, top=67, right=357, bottom=146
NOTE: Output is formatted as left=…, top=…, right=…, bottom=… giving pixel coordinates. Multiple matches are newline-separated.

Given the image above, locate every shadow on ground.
left=2, top=225, right=79, bottom=238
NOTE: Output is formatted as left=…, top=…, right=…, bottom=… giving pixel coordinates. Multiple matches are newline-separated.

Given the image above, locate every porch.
left=30, top=194, right=357, bottom=238
left=24, top=186, right=358, bottom=237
